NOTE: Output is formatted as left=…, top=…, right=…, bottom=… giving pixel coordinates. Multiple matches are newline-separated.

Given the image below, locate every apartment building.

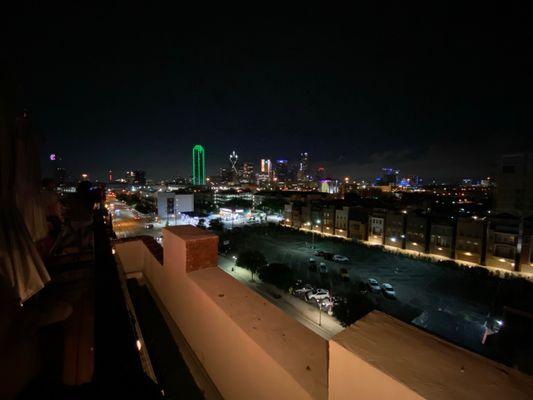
left=322, top=203, right=336, bottom=235
left=384, top=210, right=406, bottom=249
left=455, top=217, right=487, bottom=265
left=486, top=213, right=520, bottom=271
left=368, top=209, right=387, bottom=245
left=429, top=215, right=456, bottom=259
left=335, top=206, right=350, bottom=237
left=406, top=212, right=430, bottom=253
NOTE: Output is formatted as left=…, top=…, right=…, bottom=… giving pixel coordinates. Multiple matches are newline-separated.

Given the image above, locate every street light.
left=316, top=299, right=322, bottom=326
left=232, top=255, right=237, bottom=272
left=312, top=219, right=321, bottom=249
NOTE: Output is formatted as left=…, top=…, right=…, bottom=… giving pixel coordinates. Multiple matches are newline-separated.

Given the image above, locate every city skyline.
left=7, top=6, right=531, bottom=183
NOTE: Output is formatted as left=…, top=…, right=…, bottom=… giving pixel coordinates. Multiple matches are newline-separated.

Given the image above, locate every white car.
left=368, top=278, right=381, bottom=292
left=333, top=255, right=349, bottom=263
left=295, top=284, right=314, bottom=296
left=320, top=297, right=334, bottom=309
left=381, top=283, right=396, bottom=298
left=307, top=289, right=330, bottom=301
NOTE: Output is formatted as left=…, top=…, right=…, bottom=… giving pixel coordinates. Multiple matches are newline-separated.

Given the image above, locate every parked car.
left=314, top=250, right=326, bottom=257
left=381, top=283, right=396, bottom=298
left=319, top=262, right=328, bottom=274
left=295, top=284, right=314, bottom=296
left=339, top=267, right=349, bottom=281
left=323, top=252, right=334, bottom=261
left=320, top=297, right=335, bottom=314
left=368, top=278, right=381, bottom=292
left=321, top=297, right=334, bottom=308
left=144, top=223, right=154, bottom=229
left=333, top=255, right=349, bottom=263
left=307, top=289, right=330, bottom=301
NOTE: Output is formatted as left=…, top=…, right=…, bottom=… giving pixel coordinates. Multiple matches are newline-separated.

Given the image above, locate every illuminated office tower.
left=260, top=159, right=272, bottom=175
left=192, top=144, right=206, bottom=185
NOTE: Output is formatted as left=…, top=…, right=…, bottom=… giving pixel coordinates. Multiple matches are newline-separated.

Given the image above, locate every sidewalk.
left=218, top=255, right=343, bottom=339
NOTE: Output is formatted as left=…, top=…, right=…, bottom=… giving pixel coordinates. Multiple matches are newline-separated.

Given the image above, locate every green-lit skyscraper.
left=192, top=144, right=206, bottom=185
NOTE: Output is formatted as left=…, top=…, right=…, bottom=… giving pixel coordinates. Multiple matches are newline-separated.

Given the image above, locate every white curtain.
left=0, top=108, right=50, bottom=303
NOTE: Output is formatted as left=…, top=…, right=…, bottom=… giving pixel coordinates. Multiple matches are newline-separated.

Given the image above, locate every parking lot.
left=225, top=226, right=496, bottom=356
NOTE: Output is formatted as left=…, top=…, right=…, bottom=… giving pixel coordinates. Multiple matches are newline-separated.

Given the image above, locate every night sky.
left=7, top=4, right=533, bottom=182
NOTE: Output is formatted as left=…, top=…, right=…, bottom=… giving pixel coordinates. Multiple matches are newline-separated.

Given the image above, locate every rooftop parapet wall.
left=115, top=228, right=533, bottom=400
left=329, top=311, right=533, bottom=400
left=115, top=226, right=328, bottom=400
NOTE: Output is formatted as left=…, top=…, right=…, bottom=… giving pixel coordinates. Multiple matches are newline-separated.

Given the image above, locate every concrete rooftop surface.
left=332, top=311, right=533, bottom=400
left=188, top=266, right=328, bottom=399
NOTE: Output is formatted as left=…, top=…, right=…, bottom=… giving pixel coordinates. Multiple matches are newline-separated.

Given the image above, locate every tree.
left=209, top=218, right=224, bottom=232
left=237, top=250, right=266, bottom=281
left=258, top=263, right=294, bottom=290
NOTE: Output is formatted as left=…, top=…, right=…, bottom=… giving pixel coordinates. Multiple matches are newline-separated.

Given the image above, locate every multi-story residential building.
left=348, top=208, right=369, bottom=241
left=349, top=218, right=367, bottom=241
left=301, top=204, right=311, bottom=228
left=429, top=215, right=456, bottom=259
left=486, top=213, right=520, bottom=271
left=384, top=210, right=406, bottom=249
left=368, top=209, right=387, bottom=245
left=335, top=206, right=350, bottom=237
left=455, top=216, right=487, bottom=265
left=495, top=153, right=533, bottom=217
left=322, top=203, right=336, bottom=235
left=311, top=202, right=324, bottom=233
left=405, top=212, right=430, bottom=253
left=290, top=201, right=303, bottom=229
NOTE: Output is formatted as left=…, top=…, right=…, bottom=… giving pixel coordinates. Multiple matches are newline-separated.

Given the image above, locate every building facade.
left=405, top=213, right=429, bottom=253
left=429, top=216, right=456, bottom=259
left=368, top=209, right=387, bottom=245
left=485, top=214, right=520, bottom=271
left=495, top=153, right=533, bottom=216
left=192, top=144, right=206, bottom=185
left=455, top=217, right=487, bottom=265
left=384, top=210, right=406, bottom=250
left=157, top=192, right=194, bottom=219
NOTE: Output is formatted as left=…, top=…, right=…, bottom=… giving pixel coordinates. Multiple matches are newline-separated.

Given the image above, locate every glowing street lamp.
left=316, top=299, right=322, bottom=326
left=232, top=255, right=237, bottom=272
